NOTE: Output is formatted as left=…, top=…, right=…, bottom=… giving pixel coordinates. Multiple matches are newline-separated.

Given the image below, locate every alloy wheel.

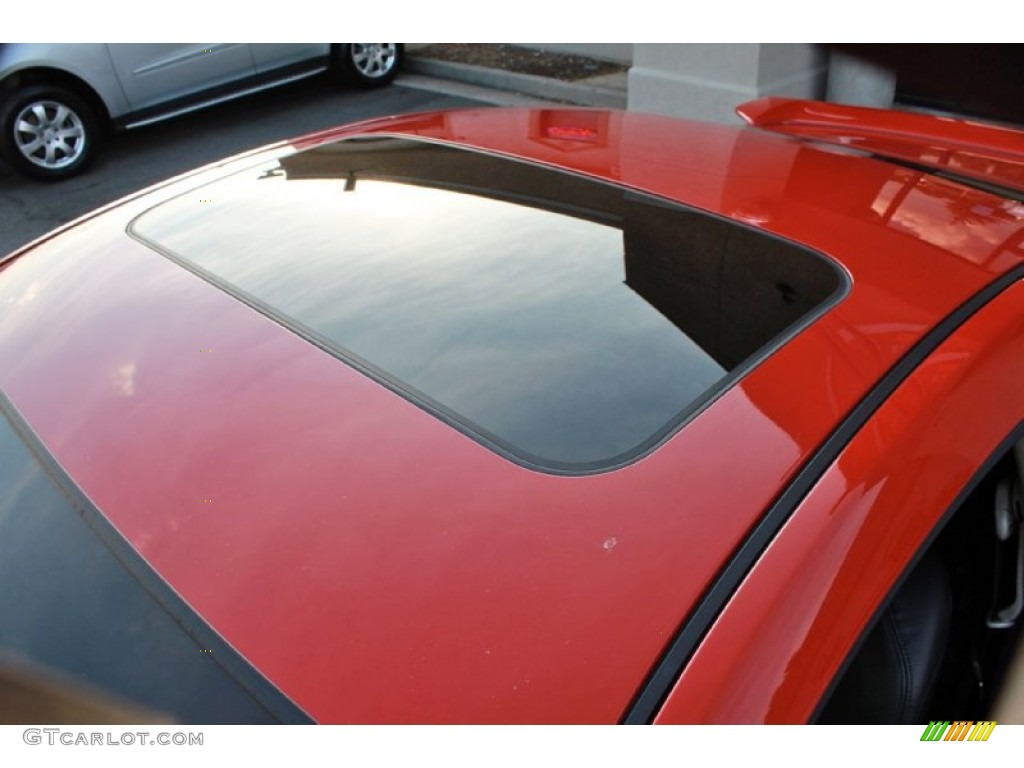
left=350, top=44, right=399, bottom=79
left=13, top=100, right=87, bottom=170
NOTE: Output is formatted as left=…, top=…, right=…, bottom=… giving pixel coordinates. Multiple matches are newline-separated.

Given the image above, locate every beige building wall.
left=410, top=44, right=893, bottom=124
left=628, top=44, right=827, bottom=123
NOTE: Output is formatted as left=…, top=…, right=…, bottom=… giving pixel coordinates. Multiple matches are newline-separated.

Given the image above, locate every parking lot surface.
left=0, top=76, right=483, bottom=256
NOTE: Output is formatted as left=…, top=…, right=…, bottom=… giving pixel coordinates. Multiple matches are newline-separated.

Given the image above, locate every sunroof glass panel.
left=131, top=138, right=844, bottom=472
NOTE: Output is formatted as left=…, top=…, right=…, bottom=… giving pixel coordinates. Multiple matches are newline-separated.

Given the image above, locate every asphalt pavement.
left=0, top=73, right=500, bottom=257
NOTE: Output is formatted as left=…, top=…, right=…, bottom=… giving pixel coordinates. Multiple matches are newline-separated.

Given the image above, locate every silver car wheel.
left=13, top=100, right=87, bottom=170
left=350, top=44, right=399, bottom=79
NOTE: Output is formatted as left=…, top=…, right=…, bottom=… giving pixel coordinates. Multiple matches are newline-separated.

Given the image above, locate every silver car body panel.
left=250, top=44, right=328, bottom=74
left=122, top=65, right=329, bottom=130
left=0, top=43, right=132, bottom=118
left=106, top=44, right=257, bottom=111
left=0, top=43, right=333, bottom=126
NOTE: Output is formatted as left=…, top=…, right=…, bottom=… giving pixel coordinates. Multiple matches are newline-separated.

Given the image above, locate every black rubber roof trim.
left=872, top=154, right=1024, bottom=204
left=809, top=420, right=1024, bottom=723
left=126, top=135, right=851, bottom=477
left=622, top=263, right=1024, bottom=724
left=0, top=389, right=314, bottom=725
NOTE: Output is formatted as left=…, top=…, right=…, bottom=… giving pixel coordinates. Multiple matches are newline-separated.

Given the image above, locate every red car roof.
left=1, top=106, right=1023, bottom=722
left=737, top=97, right=1024, bottom=194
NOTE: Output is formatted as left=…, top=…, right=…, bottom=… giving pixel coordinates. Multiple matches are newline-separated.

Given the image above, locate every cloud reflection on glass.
left=132, top=140, right=840, bottom=469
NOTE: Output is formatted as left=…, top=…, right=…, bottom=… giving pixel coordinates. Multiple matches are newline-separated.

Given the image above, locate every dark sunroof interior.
left=131, top=137, right=844, bottom=472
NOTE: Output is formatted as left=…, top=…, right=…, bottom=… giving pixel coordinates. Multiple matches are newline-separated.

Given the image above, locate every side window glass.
left=820, top=437, right=1024, bottom=723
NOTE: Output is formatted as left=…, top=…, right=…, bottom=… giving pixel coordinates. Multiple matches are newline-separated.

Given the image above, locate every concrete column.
left=627, top=44, right=827, bottom=123
left=825, top=50, right=897, bottom=108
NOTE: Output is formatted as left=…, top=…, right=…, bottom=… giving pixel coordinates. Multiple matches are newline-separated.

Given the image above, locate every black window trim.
left=809, top=420, right=1024, bottom=723
left=0, top=388, right=314, bottom=725
left=125, top=133, right=851, bottom=477
left=623, top=263, right=1024, bottom=723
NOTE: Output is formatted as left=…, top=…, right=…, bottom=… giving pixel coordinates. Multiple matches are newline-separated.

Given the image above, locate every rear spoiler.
left=737, top=98, right=1024, bottom=195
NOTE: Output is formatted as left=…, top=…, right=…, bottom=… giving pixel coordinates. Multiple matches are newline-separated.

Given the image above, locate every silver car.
left=0, top=43, right=403, bottom=181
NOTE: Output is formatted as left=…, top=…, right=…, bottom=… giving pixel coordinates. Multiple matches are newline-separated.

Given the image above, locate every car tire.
left=334, top=44, right=403, bottom=88
left=0, top=84, right=99, bottom=181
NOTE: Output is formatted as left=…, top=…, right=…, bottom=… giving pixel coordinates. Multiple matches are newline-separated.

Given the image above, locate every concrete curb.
left=405, top=57, right=627, bottom=110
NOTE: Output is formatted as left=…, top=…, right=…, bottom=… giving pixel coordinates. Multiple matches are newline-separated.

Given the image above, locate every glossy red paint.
left=738, top=97, right=1024, bottom=194
left=1, top=107, right=1023, bottom=722
left=656, top=279, right=1024, bottom=723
